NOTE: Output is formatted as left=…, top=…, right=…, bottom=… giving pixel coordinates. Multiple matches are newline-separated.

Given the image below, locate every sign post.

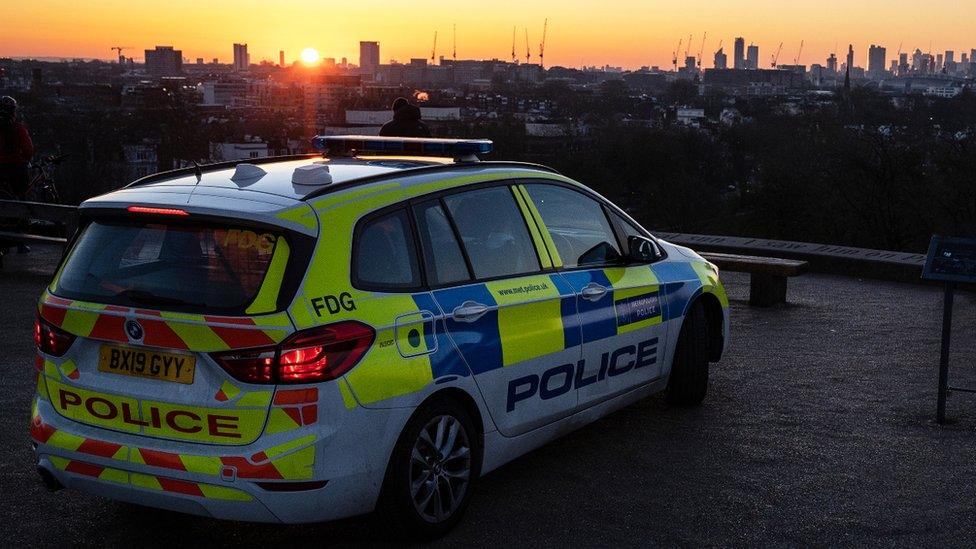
left=922, top=236, right=976, bottom=425
left=936, top=282, right=954, bottom=424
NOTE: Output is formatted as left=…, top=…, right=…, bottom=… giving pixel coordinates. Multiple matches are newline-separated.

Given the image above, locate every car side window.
left=612, top=212, right=646, bottom=239
left=353, top=209, right=421, bottom=290
left=442, top=186, right=541, bottom=279
left=413, top=200, right=472, bottom=286
left=522, top=184, right=622, bottom=268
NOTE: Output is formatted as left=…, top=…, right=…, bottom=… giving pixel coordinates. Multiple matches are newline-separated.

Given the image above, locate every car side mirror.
left=627, top=235, right=659, bottom=263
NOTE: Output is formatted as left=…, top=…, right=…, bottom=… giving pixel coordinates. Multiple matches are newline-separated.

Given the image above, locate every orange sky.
left=3, top=1, right=975, bottom=69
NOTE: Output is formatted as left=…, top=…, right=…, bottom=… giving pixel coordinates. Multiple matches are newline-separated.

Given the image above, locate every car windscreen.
left=54, top=220, right=286, bottom=314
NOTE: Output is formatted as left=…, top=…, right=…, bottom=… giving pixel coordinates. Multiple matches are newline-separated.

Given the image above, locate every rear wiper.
left=118, top=289, right=204, bottom=308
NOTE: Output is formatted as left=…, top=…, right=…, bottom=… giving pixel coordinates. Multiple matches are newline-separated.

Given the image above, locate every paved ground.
left=2, top=246, right=975, bottom=547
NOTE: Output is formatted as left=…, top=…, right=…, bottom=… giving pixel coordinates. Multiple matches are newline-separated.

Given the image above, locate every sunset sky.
left=4, top=0, right=975, bottom=70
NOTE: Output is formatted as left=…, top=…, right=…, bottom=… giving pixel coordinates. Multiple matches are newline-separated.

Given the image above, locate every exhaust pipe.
left=37, top=466, right=63, bottom=492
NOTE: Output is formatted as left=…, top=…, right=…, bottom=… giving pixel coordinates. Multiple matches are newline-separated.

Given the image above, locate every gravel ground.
left=1, top=245, right=975, bottom=547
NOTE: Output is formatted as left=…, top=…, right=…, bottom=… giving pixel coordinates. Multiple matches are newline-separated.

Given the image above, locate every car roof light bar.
left=311, top=135, right=492, bottom=162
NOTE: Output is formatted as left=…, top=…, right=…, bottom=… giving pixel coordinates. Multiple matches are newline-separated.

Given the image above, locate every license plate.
left=98, top=345, right=195, bottom=384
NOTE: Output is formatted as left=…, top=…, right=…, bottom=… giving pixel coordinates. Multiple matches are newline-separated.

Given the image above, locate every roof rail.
left=124, top=154, right=321, bottom=188
left=301, top=160, right=561, bottom=201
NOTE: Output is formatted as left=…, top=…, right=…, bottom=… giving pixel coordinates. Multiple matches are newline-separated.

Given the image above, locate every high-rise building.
left=359, top=41, right=380, bottom=74
left=936, top=53, right=943, bottom=72
left=899, top=52, right=909, bottom=75
left=279, top=50, right=285, bottom=67
left=945, top=50, right=955, bottom=65
left=868, top=45, right=886, bottom=76
left=233, top=43, right=249, bottom=71
left=826, top=53, right=838, bottom=74
left=733, top=37, right=745, bottom=69
left=912, top=49, right=924, bottom=72
left=746, top=44, right=759, bottom=69
left=846, top=44, right=855, bottom=73
left=714, top=47, right=727, bottom=70
left=144, top=46, right=182, bottom=77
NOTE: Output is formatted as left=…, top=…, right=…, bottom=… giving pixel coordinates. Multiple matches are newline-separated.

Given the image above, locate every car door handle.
left=580, top=283, right=608, bottom=302
left=452, top=301, right=489, bottom=323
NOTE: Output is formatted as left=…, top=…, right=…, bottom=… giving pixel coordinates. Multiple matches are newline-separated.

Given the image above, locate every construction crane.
left=696, top=31, right=707, bottom=67
left=539, top=18, right=548, bottom=69
left=111, top=46, right=131, bottom=64
left=525, top=28, right=531, bottom=64
left=453, top=24, right=457, bottom=61
left=431, top=31, right=438, bottom=63
left=793, top=39, right=804, bottom=65
left=672, top=37, right=683, bottom=72
left=511, top=27, right=517, bottom=63
left=684, top=33, right=692, bottom=61
left=771, top=42, right=783, bottom=68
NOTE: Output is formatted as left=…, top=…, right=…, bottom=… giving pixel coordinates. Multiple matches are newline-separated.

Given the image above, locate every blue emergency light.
left=312, top=135, right=493, bottom=160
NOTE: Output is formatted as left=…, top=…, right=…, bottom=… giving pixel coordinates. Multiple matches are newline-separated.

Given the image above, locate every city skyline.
left=4, top=0, right=976, bottom=70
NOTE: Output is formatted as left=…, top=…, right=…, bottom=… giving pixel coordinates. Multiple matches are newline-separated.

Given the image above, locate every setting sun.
left=300, top=47, right=320, bottom=65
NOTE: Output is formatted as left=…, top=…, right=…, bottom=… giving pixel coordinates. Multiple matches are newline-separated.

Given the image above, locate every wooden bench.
left=700, top=252, right=809, bottom=307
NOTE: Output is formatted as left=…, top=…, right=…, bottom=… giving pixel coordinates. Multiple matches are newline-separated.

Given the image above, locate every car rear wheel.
left=666, top=299, right=710, bottom=405
left=377, top=398, right=480, bottom=540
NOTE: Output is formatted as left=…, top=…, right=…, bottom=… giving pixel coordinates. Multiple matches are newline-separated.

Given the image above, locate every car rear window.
left=54, top=220, right=287, bottom=313
left=352, top=209, right=422, bottom=290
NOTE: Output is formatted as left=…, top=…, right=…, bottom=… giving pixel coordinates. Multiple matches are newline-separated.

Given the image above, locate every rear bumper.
left=30, top=391, right=412, bottom=524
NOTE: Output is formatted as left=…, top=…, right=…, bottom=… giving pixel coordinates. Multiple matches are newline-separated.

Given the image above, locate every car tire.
left=376, top=397, right=480, bottom=540
left=666, top=299, right=709, bottom=405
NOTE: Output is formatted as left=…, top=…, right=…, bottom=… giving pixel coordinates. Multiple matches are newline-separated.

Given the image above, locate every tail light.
left=210, top=321, right=374, bottom=384
left=35, top=315, right=76, bottom=357
left=210, top=348, right=276, bottom=383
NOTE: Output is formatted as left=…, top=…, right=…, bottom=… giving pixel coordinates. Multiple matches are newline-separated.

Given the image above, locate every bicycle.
left=0, top=154, right=69, bottom=249
left=25, top=153, right=69, bottom=204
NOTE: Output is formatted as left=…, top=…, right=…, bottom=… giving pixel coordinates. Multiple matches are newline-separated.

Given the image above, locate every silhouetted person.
left=0, top=96, right=34, bottom=255
left=379, top=97, right=431, bottom=138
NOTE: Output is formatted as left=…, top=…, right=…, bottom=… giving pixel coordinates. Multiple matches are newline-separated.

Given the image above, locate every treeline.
left=16, top=83, right=976, bottom=253
left=495, top=88, right=976, bottom=253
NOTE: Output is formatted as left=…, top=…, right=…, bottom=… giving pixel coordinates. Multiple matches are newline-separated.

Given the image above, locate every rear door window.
left=442, top=186, right=541, bottom=279
left=55, top=221, right=285, bottom=313
left=413, top=200, right=471, bottom=286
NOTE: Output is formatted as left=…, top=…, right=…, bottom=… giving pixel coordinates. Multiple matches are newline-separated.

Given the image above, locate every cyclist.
left=0, top=96, right=34, bottom=254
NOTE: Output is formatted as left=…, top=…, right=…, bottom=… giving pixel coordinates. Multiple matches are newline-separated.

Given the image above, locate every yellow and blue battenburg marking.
left=410, top=293, right=469, bottom=380
left=651, top=260, right=729, bottom=318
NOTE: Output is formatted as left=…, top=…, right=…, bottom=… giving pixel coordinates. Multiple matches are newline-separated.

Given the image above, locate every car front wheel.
left=666, top=299, right=710, bottom=405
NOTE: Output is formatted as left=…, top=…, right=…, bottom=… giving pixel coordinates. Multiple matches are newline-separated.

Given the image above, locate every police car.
left=30, top=136, right=729, bottom=538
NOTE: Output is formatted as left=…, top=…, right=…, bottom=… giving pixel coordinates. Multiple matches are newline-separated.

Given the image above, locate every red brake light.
left=210, top=321, right=374, bottom=384
left=278, top=321, right=375, bottom=383
left=35, top=314, right=76, bottom=357
left=126, top=205, right=189, bottom=216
